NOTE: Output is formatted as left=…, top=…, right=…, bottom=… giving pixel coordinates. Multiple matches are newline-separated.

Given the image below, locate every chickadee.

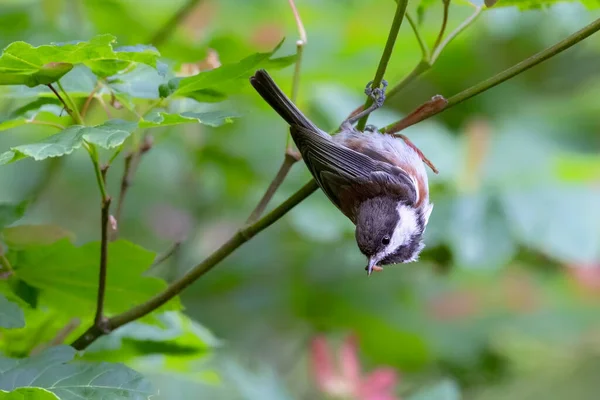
left=250, top=70, right=433, bottom=275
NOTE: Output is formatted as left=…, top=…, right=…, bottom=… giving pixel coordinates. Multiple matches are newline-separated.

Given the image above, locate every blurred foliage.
left=0, top=0, right=599, bottom=399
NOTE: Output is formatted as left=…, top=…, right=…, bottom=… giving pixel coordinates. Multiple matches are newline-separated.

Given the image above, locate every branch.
left=246, top=150, right=301, bottom=224
left=356, top=0, right=409, bottom=131
left=71, top=180, right=320, bottom=350
left=112, top=135, right=153, bottom=240
left=94, top=164, right=111, bottom=331
left=70, top=8, right=600, bottom=354
left=383, top=17, right=600, bottom=133
left=150, top=0, right=203, bottom=46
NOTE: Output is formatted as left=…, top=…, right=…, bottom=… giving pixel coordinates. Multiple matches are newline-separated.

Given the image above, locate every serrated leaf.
left=0, top=388, right=59, bottom=400
left=0, top=345, right=155, bottom=399
left=163, top=40, right=295, bottom=101
left=9, top=98, right=62, bottom=118
left=80, top=119, right=138, bottom=148
left=0, top=202, right=27, bottom=230
left=140, top=111, right=240, bottom=128
left=0, top=294, right=24, bottom=329
left=84, top=312, right=219, bottom=363
left=0, top=119, right=137, bottom=165
left=0, top=34, right=161, bottom=87
left=0, top=111, right=67, bottom=133
left=11, top=239, right=180, bottom=317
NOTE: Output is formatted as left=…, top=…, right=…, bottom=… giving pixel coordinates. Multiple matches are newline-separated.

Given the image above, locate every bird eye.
left=381, top=235, right=391, bottom=245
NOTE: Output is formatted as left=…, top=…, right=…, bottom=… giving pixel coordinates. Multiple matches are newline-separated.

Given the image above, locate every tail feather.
left=250, top=69, right=318, bottom=131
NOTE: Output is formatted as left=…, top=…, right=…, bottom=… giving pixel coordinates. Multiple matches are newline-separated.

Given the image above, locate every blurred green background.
left=2, top=0, right=600, bottom=399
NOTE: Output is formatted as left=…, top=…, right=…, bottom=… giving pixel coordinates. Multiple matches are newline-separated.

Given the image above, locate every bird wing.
left=290, top=125, right=417, bottom=221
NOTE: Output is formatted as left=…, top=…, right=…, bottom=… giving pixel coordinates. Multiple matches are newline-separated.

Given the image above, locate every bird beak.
left=366, top=257, right=378, bottom=276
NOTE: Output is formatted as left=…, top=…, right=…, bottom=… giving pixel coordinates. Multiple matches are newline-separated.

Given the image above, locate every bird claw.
left=364, top=80, right=388, bottom=107
left=364, top=124, right=378, bottom=132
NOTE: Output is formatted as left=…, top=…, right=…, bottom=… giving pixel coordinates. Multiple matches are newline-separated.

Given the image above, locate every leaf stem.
left=112, top=135, right=152, bottom=240
left=356, top=0, right=409, bottom=131
left=431, top=6, right=482, bottom=63
left=406, top=12, right=430, bottom=61
left=432, top=0, right=450, bottom=51
left=383, top=16, right=600, bottom=133
left=56, top=80, right=84, bottom=125
left=71, top=180, right=319, bottom=350
left=85, top=144, right=109, bottom=201
left=27, top=120, right=65, bottom=130
left=81, top=83, right=101, bottom=120
left=246, top=151, right=301, bottom=224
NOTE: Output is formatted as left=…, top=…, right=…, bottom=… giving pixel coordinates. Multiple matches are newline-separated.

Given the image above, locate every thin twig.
left=27, top=120, right=65, bottom=130
left=30, top=318, right=81, bottom=355
left=356, top=0, right=409, bottom=131
left=431, top=6, right=483, bottom=63
left=383, top=16, right=600, bottom=132
left=246, top=150, right=301, bottom=224
left=288, top=0, right=307, bottom=44
left=432, top=0, right=450, bottom=51
left=383, top=95, right=448, bottom=135
left=94, top=177, right=112, bottom=331
left=112, top=135, right=153, bottom=240
left=406, top=12, right=430, bottom=60
left=150, top=0, right=203, bottom=46
left=56, top=80, right=84, bottom=125
left=81, top=83, right=101, bottom=119
left=46, top=84, right=74, bottom=118
left=70, top=14, right=600, bottom=352
left=71, top=180, right=319, bottom=350
left=151, top=241, right=182, bottom=269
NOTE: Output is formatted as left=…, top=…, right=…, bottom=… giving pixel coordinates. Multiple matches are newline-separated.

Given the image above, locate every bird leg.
left=343, top=80, right=388, bottom=127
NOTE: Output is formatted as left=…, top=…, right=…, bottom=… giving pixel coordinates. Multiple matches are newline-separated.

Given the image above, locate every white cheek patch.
left=376, top=203, right=419, bottom=260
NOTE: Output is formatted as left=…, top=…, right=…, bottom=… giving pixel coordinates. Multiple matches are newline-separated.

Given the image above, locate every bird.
left=249, top=69, right=433, bottom=275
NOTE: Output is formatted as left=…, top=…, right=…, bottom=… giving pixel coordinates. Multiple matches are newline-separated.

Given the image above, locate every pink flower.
left=310, top=334, right=400, bottom=400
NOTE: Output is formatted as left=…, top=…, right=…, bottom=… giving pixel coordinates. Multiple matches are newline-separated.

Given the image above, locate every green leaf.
left=0, top=119, right=137, bottom=165
left=83, top=311, right=219, bottom=363
left=162, top=40, right=295, bottom=101
left=0, top=294, right=24, bottom=329
left=11, top=239, right=180, bottom=317
left=0, top=345, right=155, bottom=399
left=408, top=380, right=461, bottom=400
left=0, top=111, right=67, bottom=133
left=9, top=98, right=62, bottom=118
left=2, top=225, right=74, bottom=250
left=0, top=202, right=27, bottom=230
left=140, top=111, right=240, bottom=129
left=0, top=34, right=161, bottom=87
left=0, top=388, right=59, bottom=400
